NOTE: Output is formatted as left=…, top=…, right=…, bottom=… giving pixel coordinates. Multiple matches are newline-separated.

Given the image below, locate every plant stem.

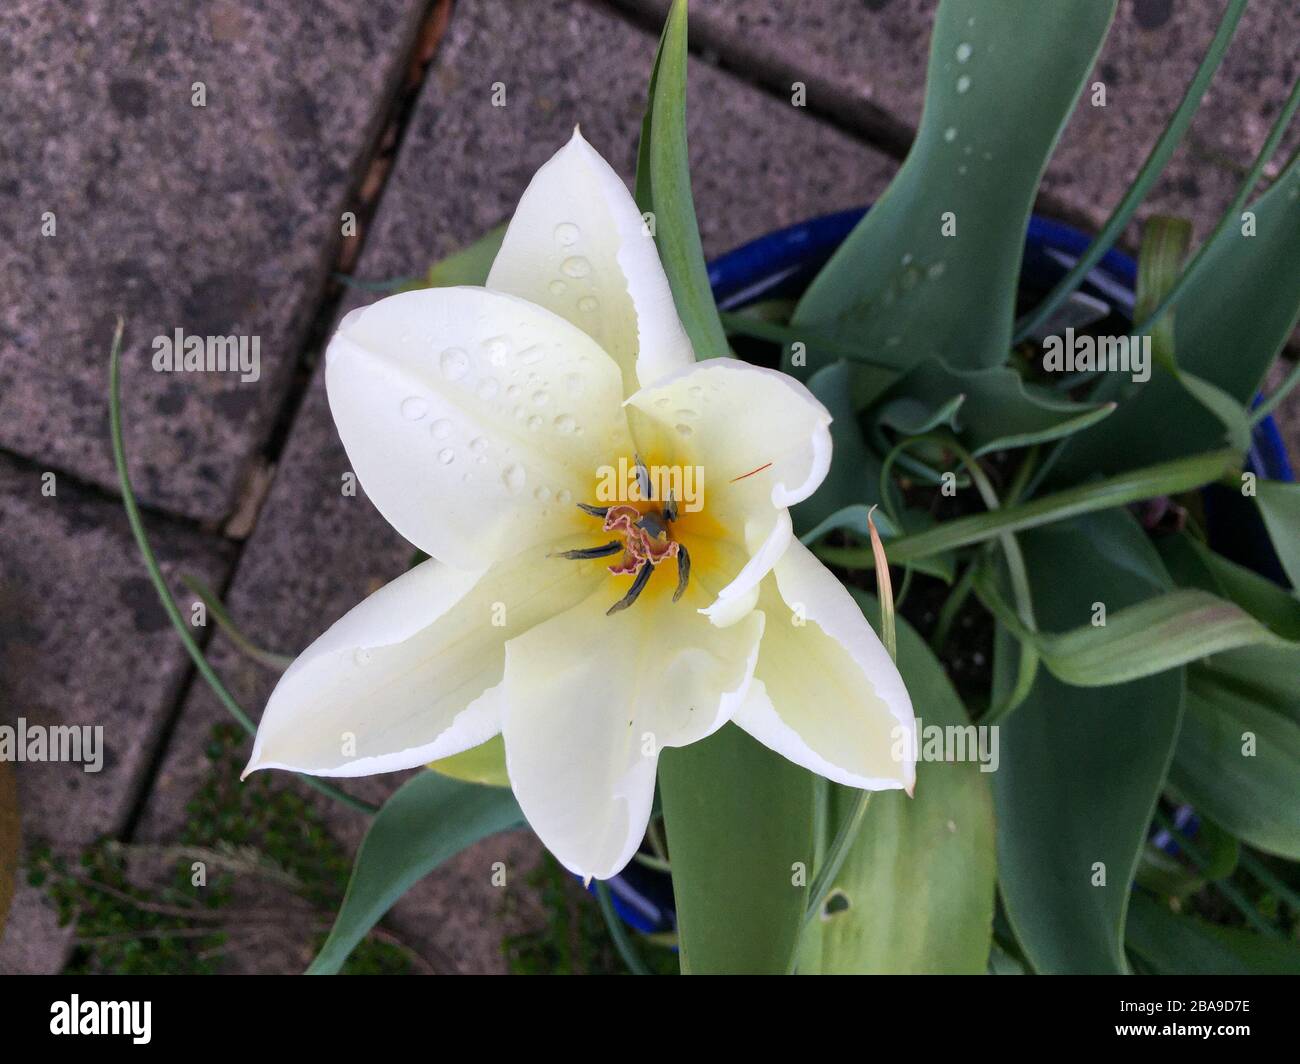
left=595, top=882, right=652, bottom=975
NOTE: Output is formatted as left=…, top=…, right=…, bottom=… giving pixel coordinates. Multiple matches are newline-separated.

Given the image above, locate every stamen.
left=633, top=453, right=651, bottom=501
left=663, top=491, right=678, bottom=522
left=607, top=561, right=654, bottom=615
left=552, top=541, right=624, bottom=560
left=577, top=502, right=609, bottom=518
left=673, top=543, right=691, bottom=602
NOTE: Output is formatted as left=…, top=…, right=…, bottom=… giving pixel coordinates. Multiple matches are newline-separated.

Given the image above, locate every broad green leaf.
left=659, top=723, right=814, bottom=974
left=635, top=0, right=729, bottom=361
left=877, top=357, right=1115, bottom=456
left=1255, top=479, right=1300, bottom=590
left=876, top=392, right=965, bottom=438
left=792, top=0, right=1117, bottom=375
left=1126, top=892, right=1300, bottom=974
left=816, top=447, right=1239, bottom=569
left=307, top=771, right=523, bottom=974
left=1055, top=152, right=1300, bottom=481
left=1134, top=215, right=1252, bottom=450
left=1169, top=664, right=1300, bottom=860
left=428, top=734, right=509, bottom=788
left=1013, top=0, right=1249, bottom=342
left=977, top=585, right=1294, bottom=687
left=805, top=605, right=995, bottom=974
left=1136, top=817, right=1239, bottom=901
left=1158, top=532, right=1300, bottom=639
left=994, top=510, right=1183, bottom=973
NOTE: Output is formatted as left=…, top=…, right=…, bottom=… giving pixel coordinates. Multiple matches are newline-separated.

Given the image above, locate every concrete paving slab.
left=132, top=0, right=901, bottom=973
left=0, top=0, right=427, bottom=524
left=0, top=454, right=235, bottom=973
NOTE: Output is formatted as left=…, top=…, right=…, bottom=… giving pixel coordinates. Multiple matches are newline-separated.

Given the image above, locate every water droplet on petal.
left=554, top=414, right=576, bottom=434
left=577, top=295, right=599, bottom=312
left=431, top=418, right=452, bottom=438
left=440, top=347, right=469, bottom=380
left=675, top=423, right=693, bottom=438
left=401, top=396, right=429, bottom=421
left=674, top=408, right=699, bottom=420
left=354, top=648, right=373, bottom=666
left=548, top=279, right=567, bottom=296
left=557, top=488, right=573, bottom=505
left=561, top=256, right=591, bottom=278
left=532, top=390, right=549, bottom=406
left=470, top=437, right=488, bottom=454
left=518, top=344, right=545, bottom=365
left=438, top=448, right=455, bottom=465
left=506, top=384, right=521, bottom=399
left=533, top=486, right=551, bottom=503
left=502, top=464, right=526, bottom=492
left=527, top=414, right=543, bottom=430
left=554, top=222, right=581, bottom=246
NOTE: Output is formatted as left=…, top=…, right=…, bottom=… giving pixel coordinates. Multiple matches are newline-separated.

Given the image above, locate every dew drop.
left=689, top=385, right=704, bottom=398
left=527, top=414, right=543, bottom=430
left=532, top=390, right=549, bottom=406
left=440, top=347, right=470, bottom=381
left=561, top=256, right=591, bottom=278
left=553, top=222, right=581, bottom=247
left=506, top=384, right=522, bottom=398
left=548, top=279, right=567, bottom=296
left=502, top=464, right=526, bottom=492
left=554, top=414, right=576, bottom=434
left=674, top=408, right=699, bottom=420
left=437, top=448, right=455, bottom=465
left=901, top=252, right=914, bottom=267
left=470, top=436, right=488, bottom=454
left=956, top=75, right=971, bottom=94
left=927, top=262, right=947, bottom=280
left=431, top=417, right=453, bottom=439
left=564, top=372, right=585, bottom=398
left=354, top=648, right=373, bottom=666
left=944, top=126, right=958, bottom=143
left=533, top=485, right=552, bottom=503
left=674, top=423, right=694, bottom=438
left=483, top=337, right=509, bottom=366
left=400, top=396, right=429, bottom=421
left=462, top=472, right=473, bottom=483
left=956, top=42, right=972, bottom=63
left=577, top=295, right=599, bottom=312
left=477, top=378, right=500, bottom=400
left=519, top=344, right=545, bottom=365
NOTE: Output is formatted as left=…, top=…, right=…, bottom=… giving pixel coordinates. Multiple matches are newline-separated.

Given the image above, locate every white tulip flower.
left=244, top=129, right=916, bottom=881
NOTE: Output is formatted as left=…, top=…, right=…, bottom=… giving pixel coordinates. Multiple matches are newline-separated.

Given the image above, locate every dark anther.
left=663, top=491, right=678, bottom=522
left=577, top=502, right=609, bottom=518
left=607, top=561, right=654, bottom=615
left=637, top=510, right=668, bottom=540
left=673, top=543, right=691, bottom=602
left=634, top=453, right=651, bottom=500
left=553, top=541, right=624, bottom=560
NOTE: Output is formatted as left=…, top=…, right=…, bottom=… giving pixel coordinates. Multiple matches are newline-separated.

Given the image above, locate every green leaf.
left=994, top=510, right=1183, bottom=973
left=878, top=357, right=1115, bottom=456
left=1055, top=151, right=1300, bottom=480
left=792, top=0, right=1117, bottom=375
left=816, top=447, right=1239, bottom=569
left=418, top=224, right=506, bottom=289
left=307, top=772, right=523, bottom=974
left=805, top=605, right=995, bottom=974
left=1255, top=479, right=1300, bottom=590
left=635, top=0, right=729, bottom=361
left=1157, top=532, right=1300, bottom=639
left=659, top=723, right=814, bottom=974
left=1126, top=892, right=1300, bottom=974
left=1169, top=662, right=1300, bottom=860
left=427, top=735, right=510, bottom=788
left=1013, top=0, right=1250, bottom=343
left=976, top=584, right=1294, bottom=687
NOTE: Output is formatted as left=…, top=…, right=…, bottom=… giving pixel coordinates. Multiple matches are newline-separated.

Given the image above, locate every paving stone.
left=133, top=0, right=900, bottom=973
left=0, top=455, right=235, bottom=973
left=609, top=0, right=1300, bottom=240
left=0, top=0, right=427, bottom=524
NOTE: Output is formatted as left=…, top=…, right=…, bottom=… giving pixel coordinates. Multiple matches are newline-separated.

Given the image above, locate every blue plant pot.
left=594, top=207, right=1295, bottom=933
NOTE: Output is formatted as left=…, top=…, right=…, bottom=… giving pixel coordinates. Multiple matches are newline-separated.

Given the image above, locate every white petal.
left=733, top=538, right=916, bottom=791
left=243, top=538, right=608, bottom=778
left=487, top=127, right=695, bottom=397
left=501, top=581, right=764, bottom=880
left=625, top=358, right=832, bottom=620
left=326, top=286, right=635, bottom=569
